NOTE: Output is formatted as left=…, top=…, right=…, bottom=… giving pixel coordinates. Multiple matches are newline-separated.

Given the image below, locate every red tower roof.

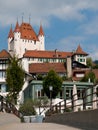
left=8, top=26, right=14, bottom=38
left=38, top=24, right=44, bottom=36
left=14, top=21, right=20, bottom=32
left=74, top=45, right=88, bottom=55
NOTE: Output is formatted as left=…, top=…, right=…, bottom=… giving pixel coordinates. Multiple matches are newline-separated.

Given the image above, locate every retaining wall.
left=45, top=109, right=98, bottom=130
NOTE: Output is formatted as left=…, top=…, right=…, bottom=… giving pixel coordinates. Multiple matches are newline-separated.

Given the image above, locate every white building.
left=8, top=21, right=45, bottom=58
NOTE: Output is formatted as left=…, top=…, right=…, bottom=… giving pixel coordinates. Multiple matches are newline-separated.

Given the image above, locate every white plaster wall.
left=38, top=35, right=45, bottom=50
left=22, top=58, right=29, bottom=72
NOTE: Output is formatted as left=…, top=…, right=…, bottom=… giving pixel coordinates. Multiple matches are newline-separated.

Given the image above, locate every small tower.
left=72, top=44, right=88, bottom=65
left=14, top=21, right=21, bottom=40
left=38, top=24, right=45, bottom=50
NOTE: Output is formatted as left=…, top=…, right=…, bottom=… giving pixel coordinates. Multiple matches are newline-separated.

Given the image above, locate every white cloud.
left=78, top=16, right=98, bottom=35
left=57, top=35, right=86, bottom=52
left=89, top=47, right=98, bottom=60
left=0, top=0, right=98, bottom=27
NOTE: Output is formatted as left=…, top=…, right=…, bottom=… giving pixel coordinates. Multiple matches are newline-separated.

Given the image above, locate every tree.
left=86, top=57, right=93, bottom=68
left=43, top=70, right=62, bottom=98
left=6, top=55, right=25, bottom=104
left=81, top=71, right=96, bottom=83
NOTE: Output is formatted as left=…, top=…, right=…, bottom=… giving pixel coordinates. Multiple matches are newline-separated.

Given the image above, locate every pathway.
left=0, top=112, right=82, bottom=130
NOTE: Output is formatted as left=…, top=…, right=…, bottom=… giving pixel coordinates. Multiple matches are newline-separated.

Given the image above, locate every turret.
left=14, top=21, right=21, bottom=40
left=38, top=24, right=45, bottom=50
left=72, top=44, right=88, bottom=65
left=8, top=25, right=14, bottom=53
left=8, top=25, right=14, bottom=42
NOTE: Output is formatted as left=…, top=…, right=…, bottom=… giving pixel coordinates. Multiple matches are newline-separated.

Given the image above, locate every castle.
left=8, top=21, right=45, bottom=58
left=0, top=21, right=93, bottom=104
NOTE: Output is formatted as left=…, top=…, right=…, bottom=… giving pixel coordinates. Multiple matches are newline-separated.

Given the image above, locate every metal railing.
left=46, top=84, right=98, bottom=115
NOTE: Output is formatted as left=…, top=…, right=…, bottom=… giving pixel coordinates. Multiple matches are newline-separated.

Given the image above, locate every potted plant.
left=19, top=99, right=36, bottom=123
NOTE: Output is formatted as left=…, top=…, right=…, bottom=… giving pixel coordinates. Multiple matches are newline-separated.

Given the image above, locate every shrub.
left=19, top=99, right=36, bottom=116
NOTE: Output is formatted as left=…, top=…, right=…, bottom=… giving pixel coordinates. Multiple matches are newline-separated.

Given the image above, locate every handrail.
left=46, top=84, right=98, bottom=115
left=0, top=95, right=21, bottom=118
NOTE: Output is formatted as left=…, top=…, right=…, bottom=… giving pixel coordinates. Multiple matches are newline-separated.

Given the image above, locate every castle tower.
left=8, top=21, right=45, bottom=58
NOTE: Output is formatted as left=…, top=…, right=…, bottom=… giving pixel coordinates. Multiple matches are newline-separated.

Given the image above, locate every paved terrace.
left=0, top=112, right=82, bottom=130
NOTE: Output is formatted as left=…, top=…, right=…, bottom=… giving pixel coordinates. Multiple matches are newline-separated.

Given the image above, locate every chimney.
left=55, top=49, right=58, bottom=57
left=66, top=56, right=72, bottom=78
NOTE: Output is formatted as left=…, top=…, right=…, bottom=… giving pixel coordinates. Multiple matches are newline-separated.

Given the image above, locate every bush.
left=19, top=99, right=36, bottom=116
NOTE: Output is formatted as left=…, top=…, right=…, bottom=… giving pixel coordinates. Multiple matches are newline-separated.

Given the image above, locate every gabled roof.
left=23, top=50, right=72, bottom=58
left=8, top=26, right=14, bottom=38
left=29, top=62, right=66, bottom=74
left=74, top=45, right=88, bottom=55
left=20, top=22, right=38, bottom=41
left=38, top=24, right=44, bottom=36
left=0, top=49, right=11, bottom=59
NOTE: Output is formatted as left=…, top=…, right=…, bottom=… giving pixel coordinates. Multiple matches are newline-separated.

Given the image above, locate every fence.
left=0, top=95, right=21, bottom=118
left=46, top=84, right=98, bottom=115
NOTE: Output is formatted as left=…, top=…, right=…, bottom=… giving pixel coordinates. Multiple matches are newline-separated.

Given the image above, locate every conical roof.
left=8, top=26, right=14, bottom=38
left=75, top=45, right=88, bottom=55
left=38, top=24, right=44, bottom=36
left=14, top=21, right=20, bottom=32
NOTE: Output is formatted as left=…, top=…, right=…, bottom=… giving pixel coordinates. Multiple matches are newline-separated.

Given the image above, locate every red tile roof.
left=73, top=68, right=98, bottom=81
left=29, top=62, right=66, bottom=73
left=20, top=22, right=38, bottom=41
left=0, top=49, right=11, bottom=59
left=24, top=50, right=72, bottom=58
left=74, top=45, right=88, bottom=55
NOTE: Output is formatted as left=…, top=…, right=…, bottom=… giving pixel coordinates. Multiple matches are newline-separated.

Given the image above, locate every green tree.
left=81, top=71, right=96, bottom=83
left=86, top=57, right=93, bottom=68
left=6, top=55, right=25, bottom=104
left=43, top=70, right=62, bottom=98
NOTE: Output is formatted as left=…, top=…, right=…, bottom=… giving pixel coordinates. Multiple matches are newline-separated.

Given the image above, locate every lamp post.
left=49, top=86, right=53, bottom=112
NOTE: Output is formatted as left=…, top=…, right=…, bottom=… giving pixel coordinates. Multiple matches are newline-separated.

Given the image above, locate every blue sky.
left=0, top=0, right=98, bottom=60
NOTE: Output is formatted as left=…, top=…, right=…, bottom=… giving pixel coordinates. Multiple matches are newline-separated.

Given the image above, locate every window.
left=34, top=40, right=36, bottom=45
left=77, top=89, right=83, bottom=99
left=1, top=84, right=6, bottom=93
left=80, top=59, right=83, bottom=62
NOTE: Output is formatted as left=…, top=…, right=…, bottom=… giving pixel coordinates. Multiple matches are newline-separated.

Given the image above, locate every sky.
left=0, top=0, right=98, bottom=60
